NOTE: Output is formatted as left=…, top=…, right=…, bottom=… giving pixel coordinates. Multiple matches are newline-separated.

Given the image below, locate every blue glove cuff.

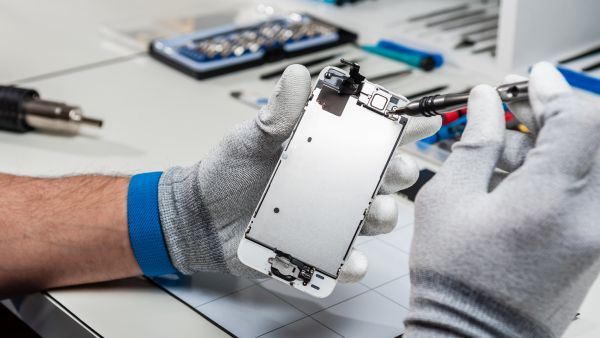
left=128, top=172, right=177, bottom=276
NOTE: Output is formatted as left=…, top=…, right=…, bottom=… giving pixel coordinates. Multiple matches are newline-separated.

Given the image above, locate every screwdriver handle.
left=400, top=81, right=529, bottom=117
left=405, top=92, right=470, bottom=117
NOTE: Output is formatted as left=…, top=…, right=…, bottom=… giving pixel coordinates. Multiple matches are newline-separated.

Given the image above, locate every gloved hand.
left=157, top=65, right=441, bottom=282
left=405, top=62, right=600, bottom=337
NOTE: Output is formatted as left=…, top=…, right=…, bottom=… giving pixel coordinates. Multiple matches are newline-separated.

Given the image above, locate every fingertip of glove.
left=380, top=154, right=419, bottom=194
left=397, top=154, right=420, bottom=187
left=503, top=74, right=528, bottom=85
left=470, top=84, right=498, bottom=99
left=468, top=84, right=504, bottom=114
left=281, top=64, right=311, bottom=89
left=364, top=194, right=398, bottom=234
left=419, top=115, right=443, bottom=137
left=464, top=84, right=505, bottom=145
left=400, top=115, right=442, bottom=145
left=530, top=61, right=572, bottom=101
left=260, top=64, right=311, bottom=132
left=268, top=64, right=311, bottom=110
left=531, top=61, right=563, bottom=79
left=339, top=250, right=368, bottom=283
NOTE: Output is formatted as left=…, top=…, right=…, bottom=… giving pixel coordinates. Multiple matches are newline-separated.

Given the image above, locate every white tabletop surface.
left=1, top=0, right=599, bottom=336
left=0, top=0, right=251, bottom=83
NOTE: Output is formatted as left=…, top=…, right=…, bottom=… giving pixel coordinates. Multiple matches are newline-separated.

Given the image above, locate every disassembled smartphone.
left=238, top=60, right=409, bottom=298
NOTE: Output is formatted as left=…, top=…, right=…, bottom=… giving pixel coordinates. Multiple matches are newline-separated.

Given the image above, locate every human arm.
left=0, top=174, right=140, bottom=298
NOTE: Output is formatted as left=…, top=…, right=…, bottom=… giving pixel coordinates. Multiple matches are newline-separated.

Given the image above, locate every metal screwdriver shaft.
left=395, top=81, right=529, bottom=117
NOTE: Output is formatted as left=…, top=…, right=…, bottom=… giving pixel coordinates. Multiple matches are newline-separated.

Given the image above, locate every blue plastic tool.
left=377, top=40, right=444, bottom=68
left=556, top=66, right=600, bottom=96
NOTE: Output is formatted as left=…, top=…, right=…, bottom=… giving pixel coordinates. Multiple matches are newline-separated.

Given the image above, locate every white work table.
left=1, top=0, right=599, bottom=337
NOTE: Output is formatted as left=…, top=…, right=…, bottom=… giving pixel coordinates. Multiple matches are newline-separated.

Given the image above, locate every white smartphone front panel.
left=245, top=85, right=404, bottom=277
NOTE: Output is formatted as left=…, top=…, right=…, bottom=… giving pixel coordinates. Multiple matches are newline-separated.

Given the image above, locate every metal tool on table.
left=0, top=85, right=102, bottom=134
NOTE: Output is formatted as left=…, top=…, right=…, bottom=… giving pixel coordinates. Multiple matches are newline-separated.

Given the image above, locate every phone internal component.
left=269, top=253, right=314, bottom=285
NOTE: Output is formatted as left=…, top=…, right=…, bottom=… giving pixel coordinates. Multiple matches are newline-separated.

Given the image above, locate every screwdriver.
left=0, top=85, right=102, bottom=134
left=394, top=81, right=529, bottom=117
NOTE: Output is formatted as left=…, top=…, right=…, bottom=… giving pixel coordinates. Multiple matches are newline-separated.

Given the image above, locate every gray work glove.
left=404, top=62, right=600, bottom=337
left=158, top=65, right=441, bottom=282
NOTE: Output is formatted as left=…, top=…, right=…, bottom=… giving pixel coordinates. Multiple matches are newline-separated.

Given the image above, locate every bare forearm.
left=0, top=174, right=141, bottom=297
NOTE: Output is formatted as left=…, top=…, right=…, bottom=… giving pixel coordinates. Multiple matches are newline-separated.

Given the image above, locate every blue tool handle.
left=377, top=40, right=444, bottom=68
left=556, top=66, right=600, bottom=96
left=362, top=45, right=435, bottom=71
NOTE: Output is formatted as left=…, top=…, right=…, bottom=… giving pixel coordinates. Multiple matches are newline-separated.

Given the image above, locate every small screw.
left=274, top=207, right=280, bottom=214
